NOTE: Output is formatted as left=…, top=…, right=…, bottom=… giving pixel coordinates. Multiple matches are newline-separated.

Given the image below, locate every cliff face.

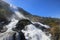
left=0, top=0, right=60, bottom=40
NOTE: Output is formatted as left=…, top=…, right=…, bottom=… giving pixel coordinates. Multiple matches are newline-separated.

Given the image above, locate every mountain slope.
left=0, top=0, right=60, bottom=40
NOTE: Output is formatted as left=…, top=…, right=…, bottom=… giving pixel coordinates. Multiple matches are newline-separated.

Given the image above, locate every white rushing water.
left=0, top=18, right=18, bottom=40
left=32, top=22, right=50, bottom=29
left=10, top=4, right=26, bottom=19
left=22, top=24, right=51, bottom=40
left=0, top=21, right=51, bottom=40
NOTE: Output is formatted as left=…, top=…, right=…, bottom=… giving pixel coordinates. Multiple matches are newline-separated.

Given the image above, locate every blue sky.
left=4, top=0, right=60, bottom=18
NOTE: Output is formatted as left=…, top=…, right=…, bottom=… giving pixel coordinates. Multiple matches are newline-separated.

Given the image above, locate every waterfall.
left=0, top=19, right=51, bottom=40
left=0, top=2, right=52, bottom=40
left=0, top=18, right=18, bottom=40
left=10, top=4, right=26, bottom=20
left=22, top=24, right=51, bottom=40
left=32, top=22, right=50, bottom=29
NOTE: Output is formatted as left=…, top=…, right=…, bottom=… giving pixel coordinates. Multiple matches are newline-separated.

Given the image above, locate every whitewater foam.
left=33, top=22, right=50, bottom=29
left=22, top=24, right=51, bottom=40
left=10, top=4, right=26, bottom=19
